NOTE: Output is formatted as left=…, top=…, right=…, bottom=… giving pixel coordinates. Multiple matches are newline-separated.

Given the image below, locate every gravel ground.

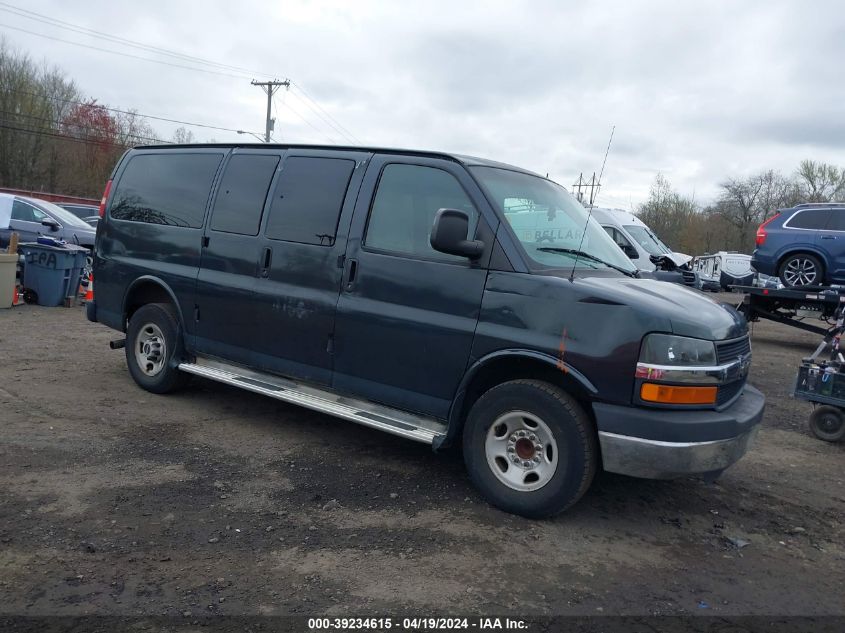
left=0, top=293, right=843, bottom=620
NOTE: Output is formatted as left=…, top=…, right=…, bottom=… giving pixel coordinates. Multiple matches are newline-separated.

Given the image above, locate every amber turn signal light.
left=640, top=383, right=717, bottom=405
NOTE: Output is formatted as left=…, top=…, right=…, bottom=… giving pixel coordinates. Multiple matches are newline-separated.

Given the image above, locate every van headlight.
left=639, top=334, right=717, bottom=366
left=636, top=334, right=720, bottom=405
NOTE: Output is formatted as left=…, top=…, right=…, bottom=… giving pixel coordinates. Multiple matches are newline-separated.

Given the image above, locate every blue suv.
left=752, top=202, right=845, bottom=287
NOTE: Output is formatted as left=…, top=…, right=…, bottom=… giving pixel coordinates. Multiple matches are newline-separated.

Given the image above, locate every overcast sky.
left=2, top=0, right=843, bottom=208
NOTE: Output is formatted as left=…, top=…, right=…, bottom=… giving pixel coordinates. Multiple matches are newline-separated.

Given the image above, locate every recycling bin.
left=19, top=243, right=88, bottom=307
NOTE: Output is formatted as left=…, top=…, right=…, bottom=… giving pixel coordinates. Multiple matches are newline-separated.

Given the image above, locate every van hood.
left=573, top=275, right=746, bottom=341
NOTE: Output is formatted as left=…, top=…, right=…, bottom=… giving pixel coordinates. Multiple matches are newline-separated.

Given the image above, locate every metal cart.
left=792, top=298, right=845, bottom=442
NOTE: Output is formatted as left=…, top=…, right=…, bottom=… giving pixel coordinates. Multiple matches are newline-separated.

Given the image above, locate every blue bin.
left=19, top=243, right=88, bottom=307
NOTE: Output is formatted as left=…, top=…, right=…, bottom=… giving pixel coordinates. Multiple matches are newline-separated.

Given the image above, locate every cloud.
left=2, top=0, right=843, bottom=209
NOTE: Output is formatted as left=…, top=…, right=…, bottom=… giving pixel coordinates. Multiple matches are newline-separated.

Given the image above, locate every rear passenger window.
left=826, top=209, right=845, bottom=231
left=365, top=164, right=478, bottom=262
left=264, top=157, right=355, bottom=245
left=210, top=154, right=280, bottom=235
left=111, top=153, right=223, bottom=228
left=788, top=209, right=830, bottom=230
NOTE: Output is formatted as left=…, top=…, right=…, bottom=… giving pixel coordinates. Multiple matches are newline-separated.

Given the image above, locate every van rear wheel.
left=463, top=380, right=597, bottom=518
left=125, top=303, right=189, bottom=394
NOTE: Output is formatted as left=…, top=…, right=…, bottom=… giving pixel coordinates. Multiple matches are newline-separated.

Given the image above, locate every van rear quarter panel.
left=95, top=148, right=227, bottom=334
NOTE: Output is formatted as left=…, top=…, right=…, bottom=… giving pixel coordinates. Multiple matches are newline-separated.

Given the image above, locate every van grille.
left=716, top=336, right=751, bottom=364
left=681, top=270, right=697, bottom=287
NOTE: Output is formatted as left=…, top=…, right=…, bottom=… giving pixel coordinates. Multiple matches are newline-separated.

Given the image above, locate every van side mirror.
left=41, top=218, right=60, bottom=232
left=430, top=209, right=484, bottom=259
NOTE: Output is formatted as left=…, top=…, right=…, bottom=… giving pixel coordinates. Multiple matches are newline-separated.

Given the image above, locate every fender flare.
left=435, top=349, right=598, bottom=451
left=122, top=275, right=186, bottom=330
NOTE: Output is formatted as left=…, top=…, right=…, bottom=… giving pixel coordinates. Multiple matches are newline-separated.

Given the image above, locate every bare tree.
left=717, top=175, right=767, bottom=250
left=795, top=159, right=845, bottom=202
left=171, top=126, right=196, bottom=144
left=636, top=174, right=700, bottom=252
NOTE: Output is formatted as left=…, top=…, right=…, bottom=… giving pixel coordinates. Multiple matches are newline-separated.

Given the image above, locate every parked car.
left=57, top=202, right=100, bottom=227
left=88, top=144, right=764, bottom=518
left=693, top=252, right=754, bottom=291
left=590, top=207, right=698, bottom=288
left=752, top=202, right=845, bottom=287
left=0, top=193, right=97, bottom=251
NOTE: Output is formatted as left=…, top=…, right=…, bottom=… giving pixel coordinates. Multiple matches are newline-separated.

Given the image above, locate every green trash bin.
left=19, top=243, right=88, bottom=307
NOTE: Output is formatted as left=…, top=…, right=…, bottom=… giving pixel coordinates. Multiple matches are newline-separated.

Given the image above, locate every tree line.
left=0, top=39, right=196, bottom=199
left=636, top=161, right=845, bottom=256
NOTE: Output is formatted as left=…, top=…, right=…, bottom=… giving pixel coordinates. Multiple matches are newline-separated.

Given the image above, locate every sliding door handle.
left=345, top=258, right=358, bottom=290
left=260, top=247, right=272, bottom=278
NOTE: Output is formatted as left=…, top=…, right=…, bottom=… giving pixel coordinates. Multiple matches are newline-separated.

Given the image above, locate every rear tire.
left=462, top=379, right=597, bottom=518
left=125, top=303, right=189, bottom=394
left=809, top=405, right=845, bottom=442
left=779, top=253, right=823, bottom=287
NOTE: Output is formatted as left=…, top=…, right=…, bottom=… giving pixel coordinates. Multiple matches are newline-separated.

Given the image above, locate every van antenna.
left=569, top=125, right=615, bottom=282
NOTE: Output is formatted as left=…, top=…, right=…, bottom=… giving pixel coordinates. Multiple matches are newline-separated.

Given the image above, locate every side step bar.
left=177, top=357, right=447, bottom=445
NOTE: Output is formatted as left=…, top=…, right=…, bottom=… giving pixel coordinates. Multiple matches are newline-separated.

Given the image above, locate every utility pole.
left=572, top=172, right=601, bottom=206
left=250, top=79, right=290, bottom=142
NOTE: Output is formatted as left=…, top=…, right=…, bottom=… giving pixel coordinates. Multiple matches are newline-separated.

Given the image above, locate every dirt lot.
left=1, top=293, right=843, bottom=620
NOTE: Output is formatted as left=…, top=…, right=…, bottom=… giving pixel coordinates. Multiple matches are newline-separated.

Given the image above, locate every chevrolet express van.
left=88, top=144, right=764, bottom=518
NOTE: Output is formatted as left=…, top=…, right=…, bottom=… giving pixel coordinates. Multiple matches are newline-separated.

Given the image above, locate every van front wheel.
left=125, top=303, right=189, bottom=394
left=463, top=380, right=597, bottom=518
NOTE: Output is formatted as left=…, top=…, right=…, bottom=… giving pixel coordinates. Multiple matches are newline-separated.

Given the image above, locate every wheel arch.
left=122, top=276, right=184, bottom=332
left=776, top=247, right=829, bottom=276
left=435, top=350, right=598, bottom=451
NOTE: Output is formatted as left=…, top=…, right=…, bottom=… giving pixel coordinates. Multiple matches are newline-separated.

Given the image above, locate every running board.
left=177, top=358, right=447, bottom=445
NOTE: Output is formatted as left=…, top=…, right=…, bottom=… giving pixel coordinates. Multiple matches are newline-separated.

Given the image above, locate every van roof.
left=134, top=143, right=543, bottom=178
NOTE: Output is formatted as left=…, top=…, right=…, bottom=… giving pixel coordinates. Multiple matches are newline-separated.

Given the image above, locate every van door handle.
left=260, top=247, right=272, bottom=277
left=820, top=235, right=837, bottom=240
left=345, top=258, right=358, bottom=290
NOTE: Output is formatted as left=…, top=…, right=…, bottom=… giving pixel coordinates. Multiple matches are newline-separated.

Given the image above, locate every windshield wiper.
left=536, top=247, right=638, bottom=278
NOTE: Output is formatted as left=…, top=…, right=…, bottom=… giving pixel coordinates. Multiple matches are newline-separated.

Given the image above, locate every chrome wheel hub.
left=485, top=411, right=559, bottom=492
left=784, top=258, right=817, bottom=286
left=134, top=323, right=167, bottom=377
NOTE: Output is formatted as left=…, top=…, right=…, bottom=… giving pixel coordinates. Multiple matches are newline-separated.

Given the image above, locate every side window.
left=365, top=163, right=478, bottom=262
left=603, top=226, right=632, bottom=250
left=110, top=153, right=223, bottom=228
left=210, top=154, right=280, bottom=236
left=12, top=200, right=44, bottom=223
left=788, top=209, right=831, bottom=230
left=826, top=209, right=845, bottom=231
left=264, top=156, right=355, bottom=245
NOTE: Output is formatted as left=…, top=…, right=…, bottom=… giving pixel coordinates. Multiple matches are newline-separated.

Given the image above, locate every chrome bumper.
left=598, top=426, right=759, bottom=479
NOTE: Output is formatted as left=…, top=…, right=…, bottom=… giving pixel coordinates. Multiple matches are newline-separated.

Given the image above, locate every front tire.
left=125, top=303, right=189, bottom=394
left=779, top=253, right=823, bottom=287
left=462, top=380, right=598, bottom=518
left=809, top=405, right=845, bottom=442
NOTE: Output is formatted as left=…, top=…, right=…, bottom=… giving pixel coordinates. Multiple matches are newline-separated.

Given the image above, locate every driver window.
left=12, top=200, right=37, bottom=222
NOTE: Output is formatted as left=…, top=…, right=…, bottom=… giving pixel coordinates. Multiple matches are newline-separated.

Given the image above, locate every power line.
left=0, top=120, right=145, bottom=148
left=0, top=1, right=275, bottom=79
left=0, top=21, right=251, bottom=80
left=289, top=82, right=360, bottom=144
left=281, top=100, right=340, bottom=144
left=0, top=2, right=363, bottom=143
left=4, top=87, right=263, bottom=137
left=0, top=109, right=170, bottom=144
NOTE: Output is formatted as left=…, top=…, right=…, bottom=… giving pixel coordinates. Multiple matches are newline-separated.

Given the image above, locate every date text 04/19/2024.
left=307, top=617, right=529, bottom=630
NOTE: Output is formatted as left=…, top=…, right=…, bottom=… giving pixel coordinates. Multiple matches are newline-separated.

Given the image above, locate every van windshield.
left=471, top=166, right=636, bottom=273
left=623, top=224, right=671, bottom=256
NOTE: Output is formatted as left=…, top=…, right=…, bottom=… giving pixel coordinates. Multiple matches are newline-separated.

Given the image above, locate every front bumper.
left=593, top=384, right=765, bottom=479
